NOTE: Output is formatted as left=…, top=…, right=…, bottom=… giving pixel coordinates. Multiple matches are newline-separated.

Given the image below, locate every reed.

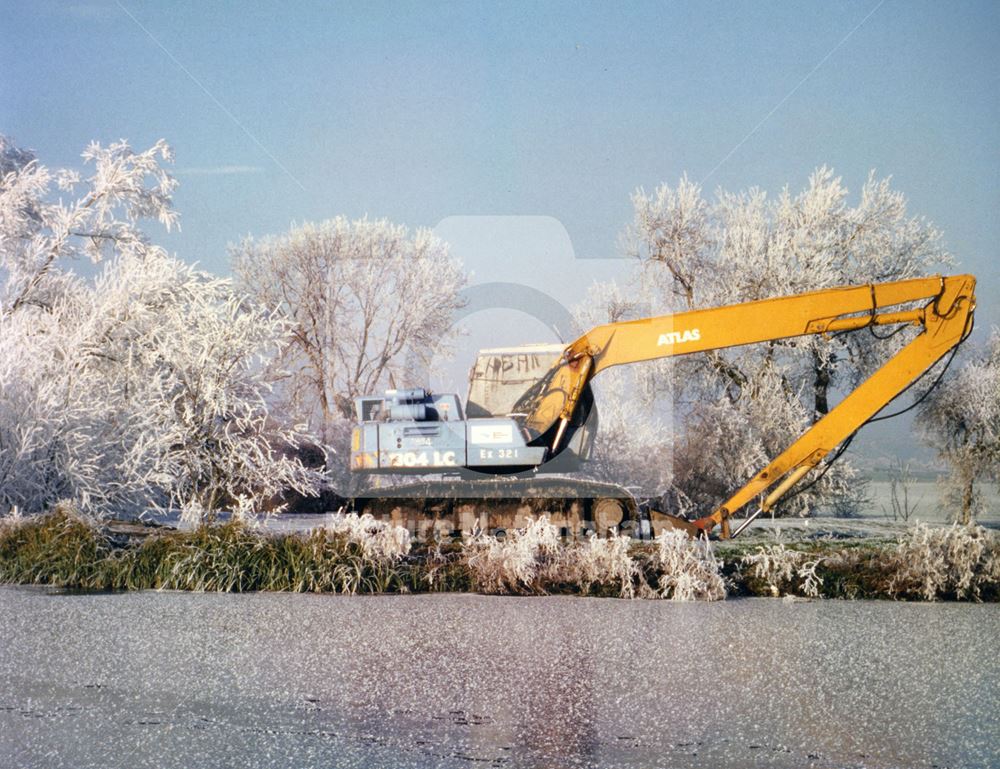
left=1, top=507, right=997, bottom=601
left=0, top=506, right=408, bottom=594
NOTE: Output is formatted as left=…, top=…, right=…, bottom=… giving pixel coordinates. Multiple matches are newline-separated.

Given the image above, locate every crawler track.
left=352, top=477, right=641, bottom=540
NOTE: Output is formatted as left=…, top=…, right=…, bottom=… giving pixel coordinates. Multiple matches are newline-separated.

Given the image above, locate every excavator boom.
left=526, top=274, right=976, bottom=537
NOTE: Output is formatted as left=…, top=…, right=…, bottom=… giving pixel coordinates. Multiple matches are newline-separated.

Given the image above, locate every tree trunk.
left=812, top=348, right=831, bottom=422
left=334, top=393, right=355, bottom=420
left=960, top=466, right=975, bottom=525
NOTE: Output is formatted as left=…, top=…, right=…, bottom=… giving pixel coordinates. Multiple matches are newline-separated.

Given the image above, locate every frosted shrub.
left=0, top=506, right=23, bottom=531
left=645, top=529, right=726, bottom=601
left=325, top=512, right=411, bottom=562
left=568, top=532, right=640, bottom=598
left=917, top=332, right=1000, bottom=524
left=889, top=523, right=1000, bottom=601
left=462, top=523, right=729, bottom=600
left=796, top=559, right=824, bottom=599
left=741, top=539, right=823, bottom=598
left=462, top=516, right=561, bottom=594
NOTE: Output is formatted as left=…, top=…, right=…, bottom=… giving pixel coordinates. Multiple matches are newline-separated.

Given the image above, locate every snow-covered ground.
left=736, top=479, right=1000, bottom=542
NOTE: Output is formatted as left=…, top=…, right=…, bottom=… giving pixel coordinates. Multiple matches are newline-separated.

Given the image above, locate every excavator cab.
left=350, top=387, right=548, bottom=474
left=350, top=344, right=598, bottom=476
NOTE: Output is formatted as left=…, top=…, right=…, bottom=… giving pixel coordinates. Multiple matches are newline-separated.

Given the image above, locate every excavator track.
left=352, top=477, right=642, bottom=540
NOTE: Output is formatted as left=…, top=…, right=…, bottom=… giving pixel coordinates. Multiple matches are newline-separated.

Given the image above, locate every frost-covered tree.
left=231, top=217, right=467, bottom=486
left=82, top=252, right=320, bottom=519
left=620, top=168, right=947, bottom=516
left=1, top=134, right=179, bottom=514
left=918, top=331, right=1000, bottom=523
left=1, top=135, right=178, bottom=316
left=0, top=135, right=319, bottom=519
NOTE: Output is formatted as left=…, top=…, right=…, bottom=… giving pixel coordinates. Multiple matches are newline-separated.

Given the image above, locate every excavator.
left=350, top=274, right=976, bottom=539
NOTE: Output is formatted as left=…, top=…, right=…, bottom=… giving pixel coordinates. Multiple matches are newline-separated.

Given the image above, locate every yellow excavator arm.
left=525, top=274, right=976, bottom=538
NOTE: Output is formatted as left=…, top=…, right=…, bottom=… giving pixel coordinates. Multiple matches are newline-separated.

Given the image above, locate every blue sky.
left=3, top=2, right=996, bottom=269
left=3, top=0, right=998, bottom=399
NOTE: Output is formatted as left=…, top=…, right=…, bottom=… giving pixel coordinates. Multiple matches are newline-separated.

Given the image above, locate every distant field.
left=861, top=468, right=946, bottom=483
left=855, top=479, right=999, bottom=523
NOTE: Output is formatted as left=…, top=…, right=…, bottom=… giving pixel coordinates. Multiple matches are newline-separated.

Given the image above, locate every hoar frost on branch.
left=609, top=168, right=949, bottom=517
left=0, top=135, right=320, bottom=520
left=1, top=136, right=178, bottom=315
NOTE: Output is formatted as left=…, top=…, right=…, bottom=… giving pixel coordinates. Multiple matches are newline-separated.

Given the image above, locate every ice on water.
left=0, top=589, right=997, bottom=769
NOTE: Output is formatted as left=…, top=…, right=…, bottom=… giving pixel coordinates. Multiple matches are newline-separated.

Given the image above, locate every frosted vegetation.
left=645, top=528, right=727, bottom=600
left=231, top=216, right=467, bottom=494
left=917, top=332, right=1000, bottom=523
left=0, top=503, right=408, bottom=594
left=459, top=517, right=734, bottom=601
left=0, top=136, right=320, bottom=522
left=2, top=505, right=998, bottom=601
left=888, top=522, right=1000, bottom=601
left=325, top=511, right=412, bottom=561
left=740, top=537, right=824, bottom=598
left=1, top=133, right=996, bottom=535
left=460, top=516, right=725, bottom=600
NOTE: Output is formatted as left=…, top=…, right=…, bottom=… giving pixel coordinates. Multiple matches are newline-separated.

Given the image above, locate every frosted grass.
left=461, top=517, right=725, bottom=600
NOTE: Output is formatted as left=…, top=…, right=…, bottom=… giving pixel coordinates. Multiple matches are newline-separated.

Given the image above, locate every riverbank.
left=2, top=508, right=997, bottom=601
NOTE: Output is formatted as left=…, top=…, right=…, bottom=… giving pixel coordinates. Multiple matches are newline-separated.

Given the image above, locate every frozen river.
left=0, top=589, right=997, bottom=769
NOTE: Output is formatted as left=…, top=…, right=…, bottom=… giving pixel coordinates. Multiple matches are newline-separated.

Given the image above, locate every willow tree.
left=0, top=135, right=319, bottom=519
